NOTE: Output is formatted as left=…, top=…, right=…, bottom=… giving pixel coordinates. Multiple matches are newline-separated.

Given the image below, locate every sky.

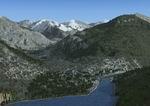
left=0, top=0, right=150, bottom=23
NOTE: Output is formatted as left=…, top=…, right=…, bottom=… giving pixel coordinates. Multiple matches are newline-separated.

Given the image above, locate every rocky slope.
left=0, top=17, right=52, bottom=50
left=0, top=38, right=50, bottom=100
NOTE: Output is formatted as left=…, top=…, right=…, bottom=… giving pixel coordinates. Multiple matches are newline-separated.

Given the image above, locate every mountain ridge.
left=0, top=17, right=53, bottom=50
left=52, top=14, right=150, bottom=66
left=18, top=19, right=91, bottom=42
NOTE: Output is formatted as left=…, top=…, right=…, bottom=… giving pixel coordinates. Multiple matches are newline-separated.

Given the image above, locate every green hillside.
left=116, top=67, right=150, bottom=106
left=55, top=14, right=150, bottom=66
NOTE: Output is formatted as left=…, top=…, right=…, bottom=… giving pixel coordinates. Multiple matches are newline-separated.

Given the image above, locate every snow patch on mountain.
left=69, top=20, right=85, bottom=31
left=32, top=19, right=57, bottom=32
left=58, top=24, right=72, bottom=32
left=63, top=19, right=91, bottom=31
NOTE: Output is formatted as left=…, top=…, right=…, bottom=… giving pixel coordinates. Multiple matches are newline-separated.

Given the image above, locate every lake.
left=9, top=79, right=117, bottom=106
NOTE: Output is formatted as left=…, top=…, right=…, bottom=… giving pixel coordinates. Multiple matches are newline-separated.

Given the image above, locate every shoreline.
left=7, top=78, right=115, bottom=106
left=7, top=80, right=101, bottom=106
left=88, top=80, right=100, bottom=95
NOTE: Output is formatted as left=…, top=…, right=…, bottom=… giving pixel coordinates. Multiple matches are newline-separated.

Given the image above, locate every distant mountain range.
left=18, top=19, right=104, bottom=42
left=0, top=13, right=150, bottom=103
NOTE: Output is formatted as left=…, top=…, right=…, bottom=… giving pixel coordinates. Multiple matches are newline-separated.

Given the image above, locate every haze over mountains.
left=0, top=13, right=150, bottom=103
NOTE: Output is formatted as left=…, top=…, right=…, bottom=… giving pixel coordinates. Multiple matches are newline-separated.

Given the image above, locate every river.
left=8, top=79, right=117, bottom=106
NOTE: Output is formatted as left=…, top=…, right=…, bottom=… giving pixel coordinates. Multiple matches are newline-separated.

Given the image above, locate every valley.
left=0, top=13, right=150, bottom=106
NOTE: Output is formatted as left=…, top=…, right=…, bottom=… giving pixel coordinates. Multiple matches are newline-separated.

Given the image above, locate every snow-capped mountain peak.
left=31, top=19, right=74, bottom=32
left=31, top=19, right=59, bottom=32
left=19, top=19, right=91, bottom=32
left=18, top=19, right=91, bottom=42
left=63, top=19, right=91, bottom=31
left=33, top=19, right=58, bottom=27
left=69, top=20, right=82, bottom=30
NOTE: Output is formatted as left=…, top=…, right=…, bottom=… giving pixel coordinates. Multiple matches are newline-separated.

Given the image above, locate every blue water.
left=9, top=79, right=117, bottom=106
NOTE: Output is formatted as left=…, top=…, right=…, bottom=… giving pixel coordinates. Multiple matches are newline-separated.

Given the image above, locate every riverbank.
left=7, top=80, right=99, bottom=106
left=8, top=79, right=117, bottom=106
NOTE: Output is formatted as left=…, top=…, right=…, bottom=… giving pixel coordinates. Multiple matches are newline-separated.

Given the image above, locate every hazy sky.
left=0, top=0, right=150, bottom=23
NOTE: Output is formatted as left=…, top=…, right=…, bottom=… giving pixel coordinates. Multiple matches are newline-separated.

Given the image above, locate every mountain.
left=31, top=19, right=67, bottom=41
left=53, top=14, right=150, bottom=67
left=18, top=19, right=91, bottom=42
left=31, top=19, right=74, bottom=32
left=0, top=17, right=52, bottom=50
